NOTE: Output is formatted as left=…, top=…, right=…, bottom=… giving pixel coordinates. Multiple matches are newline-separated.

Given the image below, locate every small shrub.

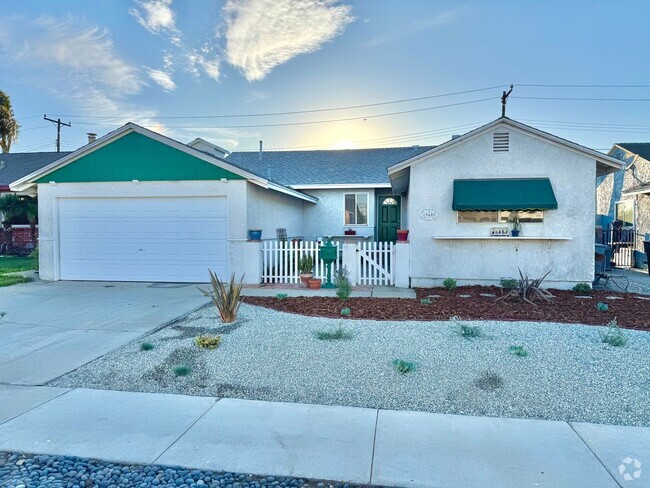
left=195, top=334, right=222, bottom=349
left=340, top=307, right=351, bottom=316
left=500, top=278, right=518, bottom=290
left=420, top=298, right=432, bottom=305
left=298, top=255, right=314, bottom=274
left=140, top=342, right=155, bottom=351
left=452, top=315, right=481, bottom=338
left=335, top=267, right=352, bottom=300
left=509, top=345, right=528, bottom=357
left=443, top=278, right=457, bottom=290
left=596, top=302, right=609, bottom=312
left=172, top=365, right=192, bottom=376
left=573, top=282, right=592, bottom=295
left=496, top=268, right=553, bottom=305
left=393, top=359, right=417, bottom=374
left=316, top=327, right=353, bottom=341
left=198, top=271, right=244, bottom=323
left=276, top=293, right=288, bottom=300
left=474, top=371, right=504, bottom=391
left=600, top=318, right=627, bottom=347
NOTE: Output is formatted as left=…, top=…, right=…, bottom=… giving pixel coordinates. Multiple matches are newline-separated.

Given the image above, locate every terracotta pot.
left=397, top=229, right=409, bottom=241
left=307, top=278, right=322, bottom=289
left=299, top=273, right=314, bottom=287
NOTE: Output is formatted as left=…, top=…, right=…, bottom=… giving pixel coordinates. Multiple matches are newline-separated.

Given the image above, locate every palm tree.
left=22, top=196, right=38, bottom=246
left=0, top=193, right=22, bottom=254
left=0, top=89, right=20, bottom=153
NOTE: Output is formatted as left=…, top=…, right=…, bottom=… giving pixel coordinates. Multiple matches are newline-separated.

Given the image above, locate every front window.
left=615, top=201, right=634, bottom=227
left=458, top=210, right=544, bottom=223
left=457, top=211, right=498, bottom=223
left=499, top=210, right=544, bottom=223
left=345, top=193, right=368, bottom=225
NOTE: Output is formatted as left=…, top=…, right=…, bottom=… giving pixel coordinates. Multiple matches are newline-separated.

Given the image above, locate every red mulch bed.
left=243, top=286, right=650, bottom=331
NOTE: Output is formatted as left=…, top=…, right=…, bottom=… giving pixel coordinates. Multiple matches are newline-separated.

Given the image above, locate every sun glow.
left=331, top=140, right=357, bottom=150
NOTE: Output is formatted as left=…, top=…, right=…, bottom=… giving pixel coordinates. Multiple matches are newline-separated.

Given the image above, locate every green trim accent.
left=452, top=178, right=558, bottom=211
left=35, top=132, right=245, bottom=183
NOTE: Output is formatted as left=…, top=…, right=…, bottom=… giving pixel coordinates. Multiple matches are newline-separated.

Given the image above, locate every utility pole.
left=43, top=114, right=71, bottom=152
left=501, top=85, right=514, bottom=117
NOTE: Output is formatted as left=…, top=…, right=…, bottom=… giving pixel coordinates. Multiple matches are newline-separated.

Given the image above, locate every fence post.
left=342, top=242, right=358, bottom=286
left=244, top=240, right=263, bottom=284
left=394, top=241, right=410, bottom=288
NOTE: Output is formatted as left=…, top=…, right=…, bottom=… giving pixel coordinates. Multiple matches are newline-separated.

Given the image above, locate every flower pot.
left=248, top=229, right=262, bottom=241
left=307, top=278, right=322, bottom=289
left=299, top=273, right=314, bottom=287
left=396, top=229, right=409, bottom=241
left=511, top=230, right=521, bottom=237
left=344, top=229, right=356, bottom=235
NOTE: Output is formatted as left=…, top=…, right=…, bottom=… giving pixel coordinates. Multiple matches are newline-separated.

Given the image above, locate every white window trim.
left=614, top=200, right=635, bottom=228
left=457, top=210, right=545, bottom=223
left=344, top=192, right=370, bottom=227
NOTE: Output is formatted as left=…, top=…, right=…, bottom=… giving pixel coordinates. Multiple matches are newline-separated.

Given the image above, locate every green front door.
left=377, top=195, right=401, bottom=242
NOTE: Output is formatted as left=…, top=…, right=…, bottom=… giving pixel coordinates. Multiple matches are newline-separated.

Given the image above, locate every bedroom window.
left=345, top=193, right=368, bottom=225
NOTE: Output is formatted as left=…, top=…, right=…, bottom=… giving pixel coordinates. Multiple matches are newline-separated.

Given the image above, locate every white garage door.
left=58, top=197, right=228, bottom=282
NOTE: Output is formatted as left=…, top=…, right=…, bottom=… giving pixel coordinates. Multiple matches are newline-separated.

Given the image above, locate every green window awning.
left=452, top=178, right=558, bottom=211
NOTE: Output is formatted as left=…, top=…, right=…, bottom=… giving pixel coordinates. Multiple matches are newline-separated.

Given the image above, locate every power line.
left=43, top=115, right=71, bottom=152
left=516, top=83, right=650, bottom=88
left=513, top=96, right=650, bottom=102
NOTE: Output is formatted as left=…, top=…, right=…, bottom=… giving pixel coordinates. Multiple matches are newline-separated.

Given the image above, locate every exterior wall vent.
left=493, top=132, right=510, bottom=152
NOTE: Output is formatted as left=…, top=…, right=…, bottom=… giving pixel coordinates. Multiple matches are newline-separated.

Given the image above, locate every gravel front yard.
left=50, top=303, right=650, bottom=426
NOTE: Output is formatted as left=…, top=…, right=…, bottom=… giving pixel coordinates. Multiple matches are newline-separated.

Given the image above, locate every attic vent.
left=493, top=132, right=510, bottom=152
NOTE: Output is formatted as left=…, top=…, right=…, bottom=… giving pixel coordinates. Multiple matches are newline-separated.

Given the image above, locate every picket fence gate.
left=261, top=240, right=394, bottom=286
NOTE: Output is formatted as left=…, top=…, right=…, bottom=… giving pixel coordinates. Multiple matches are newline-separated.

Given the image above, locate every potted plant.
left=298, top=255, right=314, bottom=287
left=397, top=229, right=409, bottom=241
left=344, top=228, right=356, bottom=235
left=509, top=213, right=522, bottom=237
left=248, top=229, right=263, bottom=241
left=307, top=278, right=322, bottom=289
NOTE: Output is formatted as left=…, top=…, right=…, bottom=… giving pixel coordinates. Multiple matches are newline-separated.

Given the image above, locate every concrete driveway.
left=0, top=281, right=209, bottom=385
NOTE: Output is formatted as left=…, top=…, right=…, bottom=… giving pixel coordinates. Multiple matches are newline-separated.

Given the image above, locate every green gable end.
left=35, top=131, right=245, bottom=183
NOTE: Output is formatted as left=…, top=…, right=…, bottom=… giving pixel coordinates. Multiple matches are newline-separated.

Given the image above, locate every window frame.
left=615, top=200, right=635, bottom=228
left=344, top=192, right=370, bottom=227
left=457, top=210, right=545, bottom=224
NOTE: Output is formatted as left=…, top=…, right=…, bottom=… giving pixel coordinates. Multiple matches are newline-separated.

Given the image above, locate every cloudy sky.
left=2, top=0, right=650, bottom=153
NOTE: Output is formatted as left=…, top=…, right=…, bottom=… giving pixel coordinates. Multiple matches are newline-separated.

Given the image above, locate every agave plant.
left=198, top=271, right=244, bottom=323
left=496, top=268, right=554, bottom=306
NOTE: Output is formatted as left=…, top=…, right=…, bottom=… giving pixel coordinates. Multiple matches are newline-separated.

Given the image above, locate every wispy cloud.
left=129, top=0, right=180, bottom=43
left=147, top=68, right=177, bottom=91
left=0, top=15, right=160, bottom=130
left=223, top=0, right=354, bottom=81
left=364, top=8, right=463, bottom=47
left=187, top=48, right=221, bottom=82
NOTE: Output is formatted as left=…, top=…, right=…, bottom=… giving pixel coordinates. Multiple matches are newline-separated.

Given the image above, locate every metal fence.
left=597, top=225, right=641, bottom=268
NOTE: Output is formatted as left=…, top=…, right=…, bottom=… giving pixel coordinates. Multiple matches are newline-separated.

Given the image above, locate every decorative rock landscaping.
left=0, top=452, right=370, bottom=488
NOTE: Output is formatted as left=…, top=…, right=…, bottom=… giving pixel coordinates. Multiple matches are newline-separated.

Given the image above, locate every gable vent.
left=493, top=132, right=510, bottom=152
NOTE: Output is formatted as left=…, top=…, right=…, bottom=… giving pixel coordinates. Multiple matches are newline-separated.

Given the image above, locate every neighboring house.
left=0, top=152, right=69, bottom=250
left=596, top=143, right=650, bottom=268
left=10, top=118, right=623, bottom=287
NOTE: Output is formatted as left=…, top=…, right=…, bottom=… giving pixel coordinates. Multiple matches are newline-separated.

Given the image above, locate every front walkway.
left=242, top=284, right=416, bottom=298
left=1, top=387, right=647, bottom=487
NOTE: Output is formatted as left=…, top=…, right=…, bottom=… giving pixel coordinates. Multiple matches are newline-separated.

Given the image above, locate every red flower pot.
left=397, top=229, right=409, bottom=241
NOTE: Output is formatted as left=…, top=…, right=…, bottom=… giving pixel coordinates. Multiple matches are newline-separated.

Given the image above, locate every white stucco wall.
left=245, top=183, right=305, bottom=240
left=36, top=180, right=248, bottom=281
left=408, top=125, right=596, bottom=289
left=301, top=188, right=377, bottom=240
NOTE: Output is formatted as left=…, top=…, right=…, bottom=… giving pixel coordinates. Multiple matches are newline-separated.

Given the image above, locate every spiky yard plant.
left=596, top=302, right=609, bottom=312
left=600, top=318, right=627, bottom=347
left=442, top=278, right=457, bottom=290
left=316, top=327, right=353, bottom=341
left=340, top=307, right=351, bottom=317
left=195, top=334, right=222, bottom=349
left=335, top=266, right=352, bottom=300
left=393, top=359, right=417, bottom=374
left=420, top=298, right=432, bottom=305
left=451, top=315, right=482, bottom=338
left=140, top=342, right=155, bottom=351
left=276, top=293, right=288, bottom=300
left=172, top=365, right=192, bottom=377
left=496, top=268, right=554, bottom=306
left=509, top=345, right=528, bottom=357
left=198, top=271, right=244, bottom=323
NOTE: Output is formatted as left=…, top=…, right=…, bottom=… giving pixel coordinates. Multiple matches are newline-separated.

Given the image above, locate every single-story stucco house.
left=596, top=143, right=650, bottom=269
left=10, top=117, right=624, bottom=288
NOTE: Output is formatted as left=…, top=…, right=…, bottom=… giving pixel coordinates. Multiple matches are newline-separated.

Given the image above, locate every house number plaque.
left=419, top=209, right=438, bottom=221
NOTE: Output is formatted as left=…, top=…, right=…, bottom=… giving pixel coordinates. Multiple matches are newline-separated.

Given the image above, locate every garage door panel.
left=58, top=197, right=228, bottom=282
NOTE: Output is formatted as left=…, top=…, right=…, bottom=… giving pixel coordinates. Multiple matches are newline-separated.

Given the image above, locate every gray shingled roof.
left=617, top=143, right=650, bottom=162
left=224, top=146, right=435, bottom=186
left=0, top=152, right=70, bottom=188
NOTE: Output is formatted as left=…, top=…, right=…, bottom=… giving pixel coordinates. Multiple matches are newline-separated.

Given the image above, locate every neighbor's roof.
left=615, top=143, right=650, bottom=162
left=0, top=152, right=70, bottom=189
left=225, top=146, right=435, bottom=187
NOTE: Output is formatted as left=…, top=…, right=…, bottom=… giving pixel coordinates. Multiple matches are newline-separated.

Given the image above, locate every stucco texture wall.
left=301, top=188, right=376, bottom=240
left=36, top=180, right=248, bottom=281
left=408, top=126, right=596, bottom=289
left=245, top=183, right=305, bottom=240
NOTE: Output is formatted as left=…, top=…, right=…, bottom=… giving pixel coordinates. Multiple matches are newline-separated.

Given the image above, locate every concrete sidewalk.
left=1, top=387, right=647, bottom=487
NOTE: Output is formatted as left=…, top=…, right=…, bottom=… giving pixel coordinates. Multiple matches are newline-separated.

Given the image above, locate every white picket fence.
left=261, top=240, right=341, bottom=284
left=261, top=240, right=394, bottom=286
left=358, top=241, right=394, bottom=286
